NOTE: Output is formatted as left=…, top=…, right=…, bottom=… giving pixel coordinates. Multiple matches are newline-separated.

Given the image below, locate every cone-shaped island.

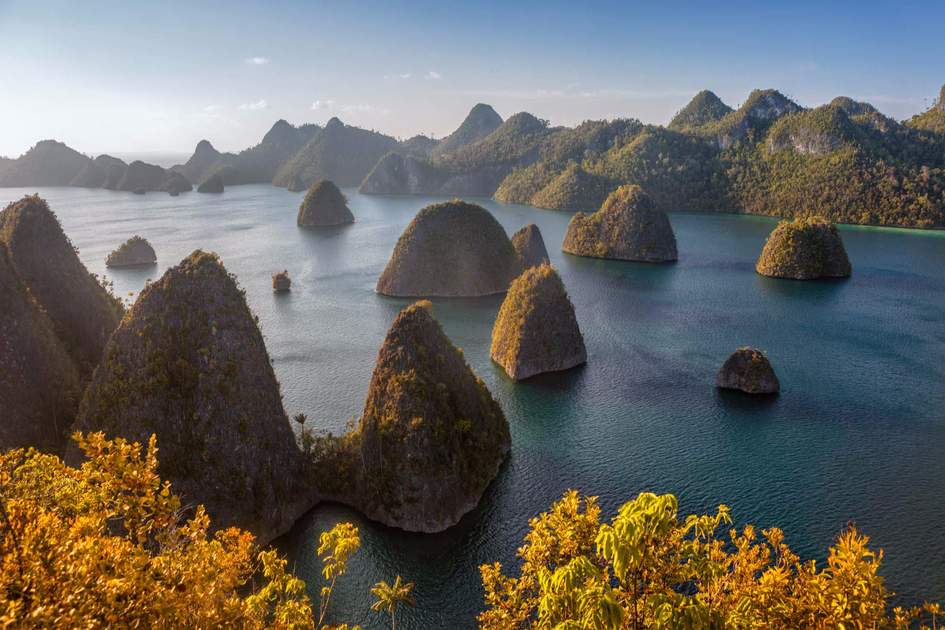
left=71, top=250, right=313, bottom=544
left=377, top=200, right=522, bottom=296
left=354, top=301, right=511, bottom=531
left=105, top=235, right=157, bottom=268
left=562, top=184, right=677, bottom=262
left=716, top=347, right=780, bottom=394
left=491, top=264, right=586, bottom=380
left=0, top=195, right=123, bottom=377
left=297, top=179, right=354, bottom=227
left=755, top=216, right=851, bottom=280
left=0, top=242, right=82, bottom=453
left=511, top=223, right=549, bottom=269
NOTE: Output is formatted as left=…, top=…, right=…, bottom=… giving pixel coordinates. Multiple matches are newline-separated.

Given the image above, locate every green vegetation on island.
left=755, top=216, right=851, bottom=279
left=377, top=200, right=522, bottom=296
left=297, top=179, right=354, bottom=227
left=70, top=250, right=313, bottom=544
left=511, top=223, right=549, bottom=268
left=105, top=235, right=157, bottom=268
left=490, top=264, right=586, bottom=380
left=562, top=184, right=678, bottom=262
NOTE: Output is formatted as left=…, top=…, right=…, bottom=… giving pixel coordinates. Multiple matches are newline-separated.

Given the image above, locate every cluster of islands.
left=1, top=84, right=944, bottom=229
left=0, top=85, right=942, bottom=577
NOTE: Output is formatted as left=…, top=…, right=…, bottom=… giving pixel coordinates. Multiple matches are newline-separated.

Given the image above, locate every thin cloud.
left=238, top=99, right=268, bottom=111
left=202, top=104, right=223, bottom=112
left=384, top=72, right=413, bottom=80
left=311, top=99, right=336, bottom=110
left=425, top=71, right=442, bottom=80
left=245, top=56, right=270, bottom=66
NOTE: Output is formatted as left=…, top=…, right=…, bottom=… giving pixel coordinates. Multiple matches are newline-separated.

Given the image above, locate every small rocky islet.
left=377, top=199, right=522, bottom=296
left=716, top=347, right=780, bottom=395
left=105, top=235, right=157, bottom=268
left=755, top=216, right=852, bottom=280
left=562, top=184, right=678, bottom=262
left=297, top=179, right=354, bottom=227
left=272, top=270, right=291, bottom=292
left=491, top=263, right=586, bottom=381
left=511, top=223, right=549, bottom=268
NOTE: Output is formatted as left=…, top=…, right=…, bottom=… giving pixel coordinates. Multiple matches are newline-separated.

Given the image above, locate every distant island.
left=1, top=84, right=944, bottom=228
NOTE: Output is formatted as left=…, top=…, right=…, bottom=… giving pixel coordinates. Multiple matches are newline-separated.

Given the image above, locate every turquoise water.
left=4, top=185, right=944, bottom=628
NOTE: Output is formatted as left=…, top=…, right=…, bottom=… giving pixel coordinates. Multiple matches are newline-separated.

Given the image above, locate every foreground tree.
left=371, top=575, right=416, bottom=630
left=0, top=432, right=365, bottom=629
left=479, top=490, right=938, bottom=629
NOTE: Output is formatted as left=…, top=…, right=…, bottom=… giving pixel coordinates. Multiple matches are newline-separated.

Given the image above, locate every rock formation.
left=716, top=347, right=780, bottom=394
left=755, top=216, right=852, bottom=279
left=297, top=180, right=354, bottom=227
left=105, top=236, right=157, bottom=268
left=377, top=200, right=522, bottom=296
left=511, top=224, right=549, bottom=268
left=71, top=250, right=313, bottom=544
left=0, top=195, right=123, bottom=377
left=562, top=185, right=678, bottom=262
left=0, top=242, right=82, bottom=453
left=491, top=264, right=586, bottom=380
left=117, top=160, right=168, bottom=192
left=355, top=301, right=510, bottom=531
left=272, top=270, right=291, bottom=293
left=197, top=173, right=224, bottom=193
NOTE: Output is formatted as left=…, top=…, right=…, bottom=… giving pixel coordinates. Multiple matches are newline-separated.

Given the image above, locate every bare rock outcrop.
left=716, top=347, right=780, bottom=394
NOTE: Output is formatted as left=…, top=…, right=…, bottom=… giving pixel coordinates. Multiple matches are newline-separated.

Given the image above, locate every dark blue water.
left=4, top=185, right=943, bottom=628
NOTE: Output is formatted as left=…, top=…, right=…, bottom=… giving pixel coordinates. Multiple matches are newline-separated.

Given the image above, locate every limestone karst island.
left=1, top=2, right=944, bottom=628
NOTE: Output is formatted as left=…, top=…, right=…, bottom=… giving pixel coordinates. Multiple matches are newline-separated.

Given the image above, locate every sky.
left=0, top=0, right=943, bottom=157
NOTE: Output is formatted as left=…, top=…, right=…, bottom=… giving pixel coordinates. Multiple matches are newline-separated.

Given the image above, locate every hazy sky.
left=1, top=0, right=942, bottom=157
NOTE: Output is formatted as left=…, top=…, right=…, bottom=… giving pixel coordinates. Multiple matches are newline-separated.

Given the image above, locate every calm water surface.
left=4, top=185, right=944, bottom=628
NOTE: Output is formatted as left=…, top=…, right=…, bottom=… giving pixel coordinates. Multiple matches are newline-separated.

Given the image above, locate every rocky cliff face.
left=0, top=242, right=82, bottom=453
left=106, top=236, right=157, bottom=268
left=511, top=224, right=549, bottom=268
left=354, top=301, right=510, bottom=531
left=755, top=216, right=851, bottom=280
left=377, top=200, right=522, bottom=296
left=710, top=90, right=804, bottom=149
left=491, top=264, right=586, bottom=381
left=0, top=195, right=123, bottom=377
left=562, top=185, right=678, bottom=262
left=716, top=347, right=780, bottom=394
left=71, top=250, right=313, bottom=545
left=297, top=179, right=354, bottom=226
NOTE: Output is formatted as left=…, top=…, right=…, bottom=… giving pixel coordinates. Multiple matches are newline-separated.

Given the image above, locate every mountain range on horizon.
left=2, top=84, right=944, bottom=228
